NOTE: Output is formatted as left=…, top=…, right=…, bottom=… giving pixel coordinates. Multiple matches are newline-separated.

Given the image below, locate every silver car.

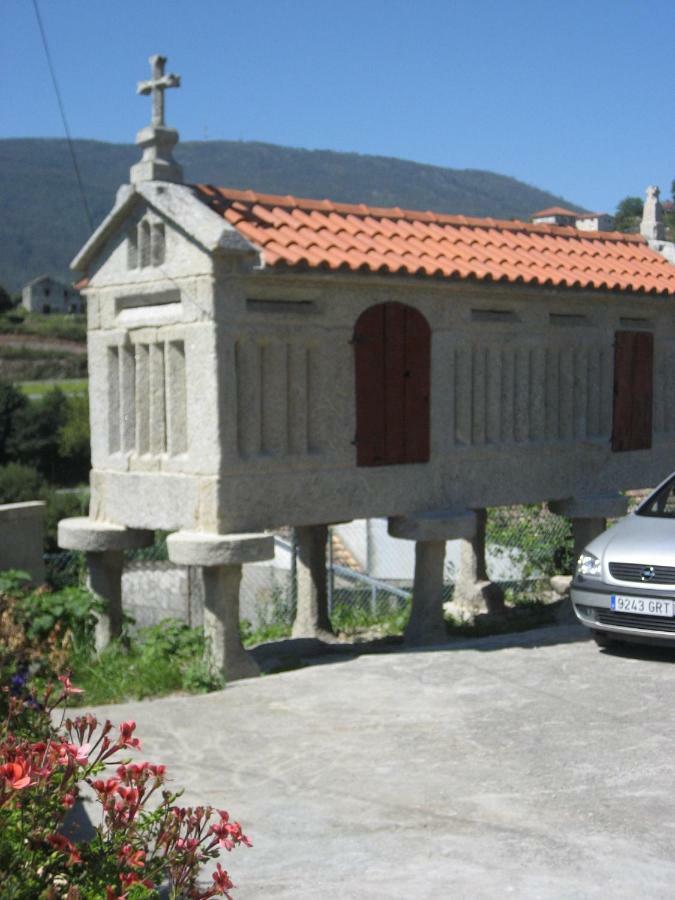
left=572, top=473, right=675, bottom=648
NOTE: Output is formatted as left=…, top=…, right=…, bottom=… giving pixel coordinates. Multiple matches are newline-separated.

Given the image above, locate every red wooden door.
left=612, top=331, right=653, bottom=452
left=353, top=302, right=430, bottom=466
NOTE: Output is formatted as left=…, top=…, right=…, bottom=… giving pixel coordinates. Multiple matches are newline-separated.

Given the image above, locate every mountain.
left=0, top=138, right=583, bottom=292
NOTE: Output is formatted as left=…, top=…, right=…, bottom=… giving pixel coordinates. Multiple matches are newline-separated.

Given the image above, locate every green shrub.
left=0, top=462, right=45, bottom=503
left=486, top=504, right=573, bottom=578
left=14, top=584, right=99, bottom=651
left=44, top=488, right=89, bottom=553
left=70, top=618, right=224, bottom=705
left=0, top=381, right=27, bottom=464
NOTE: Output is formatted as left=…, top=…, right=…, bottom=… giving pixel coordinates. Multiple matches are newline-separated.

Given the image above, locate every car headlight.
left=577, top=551, right=601, bottom=577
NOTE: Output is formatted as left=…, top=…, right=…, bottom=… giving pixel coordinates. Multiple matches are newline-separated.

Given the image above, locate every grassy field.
left=17, top=378, right=88, bottom=399
left=0, top=311, right=86, bottom=342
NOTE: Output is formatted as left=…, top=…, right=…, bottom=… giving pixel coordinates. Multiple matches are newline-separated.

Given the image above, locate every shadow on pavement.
left=249, top=616, right=591, bottom=677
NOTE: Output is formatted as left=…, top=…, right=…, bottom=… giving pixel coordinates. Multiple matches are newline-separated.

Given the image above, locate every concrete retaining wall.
left=0, top=501, right=46, bottom=583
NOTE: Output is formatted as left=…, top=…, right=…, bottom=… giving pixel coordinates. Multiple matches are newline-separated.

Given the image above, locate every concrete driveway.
left=88, top=622, right=675, bottom=899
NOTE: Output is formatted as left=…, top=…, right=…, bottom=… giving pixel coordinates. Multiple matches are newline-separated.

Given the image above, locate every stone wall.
left=121, top=560, right=193, bottom=630
left=0, top=502, right=46, bottom=582
left=121, top=559, right=289, bottom=631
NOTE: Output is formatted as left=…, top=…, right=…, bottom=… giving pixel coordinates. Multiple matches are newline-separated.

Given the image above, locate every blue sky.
left=2, top=0, right=673, bottom=213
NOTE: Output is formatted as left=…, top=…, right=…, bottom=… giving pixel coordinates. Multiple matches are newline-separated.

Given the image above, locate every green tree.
left=0, top=463, right=45, bottom=504
left=0, top=382, right=28, bottom=465
left=57, top=393, right=90, bottom=483
left=0, top=284, right=13, bottom=313
left=7, top=388, right=69, bottom=482
left=614, top=196, right=643, bottom=233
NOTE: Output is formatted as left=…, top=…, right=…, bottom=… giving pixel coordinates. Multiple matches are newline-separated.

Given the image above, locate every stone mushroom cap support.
left=389, top=509, right=477, bottom=646
left=58, top=517, right=154, bottom=650
left=167, top=531, right=274, bottom=682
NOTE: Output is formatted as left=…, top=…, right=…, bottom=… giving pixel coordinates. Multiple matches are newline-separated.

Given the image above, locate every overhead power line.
left=31, top=0, right=94, bottom=232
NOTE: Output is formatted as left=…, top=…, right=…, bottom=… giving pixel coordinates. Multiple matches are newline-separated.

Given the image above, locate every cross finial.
left=137, top=54, right=180, bottom=127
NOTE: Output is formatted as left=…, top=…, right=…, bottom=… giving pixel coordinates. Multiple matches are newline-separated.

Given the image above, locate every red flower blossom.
left=92, top=776, right=120, bottom=798
left=212, top=863, right=234, bottom=893
left=118, top=721, right=141, bottom=749
left=120, top=871, right=154, bottom=889
left=0, top=758, right=33, bottom=790
left=62, top=791, right=77, bottom=809
left=119, top=843, right=146, bottom=869
left=47, top=833, right=82, bottom=865
left=210, top=817, right=252, bottom=851
left=57, top=674, right=84, bottom=696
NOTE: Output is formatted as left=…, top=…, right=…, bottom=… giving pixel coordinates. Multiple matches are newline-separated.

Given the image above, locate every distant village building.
left=22, top=275, right=83, bottom=314
left=530, top=206, right=579, bottom=227
left=531, top=207, right=614, bottom=232
left=575, top=212, right=614, bottom=232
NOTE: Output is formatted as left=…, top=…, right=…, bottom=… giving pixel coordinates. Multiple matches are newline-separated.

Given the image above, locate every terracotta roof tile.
left=531, top=206, right=580, bottom=218
left=195, top=185, right=675, bottom=297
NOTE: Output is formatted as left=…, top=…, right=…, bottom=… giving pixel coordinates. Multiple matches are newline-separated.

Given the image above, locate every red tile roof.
left=531, top=206, right=580, bottom=218
left=194, top=186, right=675, bottom=297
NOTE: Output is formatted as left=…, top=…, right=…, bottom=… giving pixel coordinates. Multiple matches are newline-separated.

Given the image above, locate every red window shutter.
left=612, top=331, right=653, bottom=452
left=354, top=302, right=431, bottom=466
left=354, top=304, right=387, bottom=466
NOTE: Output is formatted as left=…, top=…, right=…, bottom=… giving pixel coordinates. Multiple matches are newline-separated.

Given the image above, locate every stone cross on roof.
left=641, top=184, right=666, bottom=242
left=137, top=55, right=180, bottom=128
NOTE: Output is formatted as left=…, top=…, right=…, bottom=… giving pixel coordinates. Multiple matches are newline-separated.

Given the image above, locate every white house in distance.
left=59, top=55, right=675, bottom=682
left=531, top=207, right=614, bottom=232
left=22, top=275, right=84, bottom=314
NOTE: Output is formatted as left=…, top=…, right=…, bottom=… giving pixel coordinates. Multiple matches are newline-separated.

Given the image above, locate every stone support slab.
left=452, top=508, right=505, bottom=620
left=58, top=517, right=154, bottom=552
left=405, top=540, right=448, bottom=646
left=58, top=518, right=154, bottom=653
left=166, top=531, right=274, bottom=567
left=388, top=508, right=477, bottom=542
left=292, top=525, right=335, bottom=640
left=167, top=531, right=273, bottom=682
left=548, top=494, right=627, bottom=520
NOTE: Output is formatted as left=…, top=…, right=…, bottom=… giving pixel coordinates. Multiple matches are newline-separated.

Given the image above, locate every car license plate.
left=610, top=595, right=674, bottom=616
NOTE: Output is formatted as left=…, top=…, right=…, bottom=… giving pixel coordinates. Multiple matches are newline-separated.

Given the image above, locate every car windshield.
left=637, top=477, right=675, bottom=518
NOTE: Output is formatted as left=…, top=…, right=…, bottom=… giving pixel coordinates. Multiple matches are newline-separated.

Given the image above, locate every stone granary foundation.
left=60, top=56, right=675, bottom=681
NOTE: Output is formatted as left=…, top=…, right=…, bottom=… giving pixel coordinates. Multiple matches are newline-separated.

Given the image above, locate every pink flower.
left=58, top=674, right=83, bottom=696
left=210, top=817, right=252, bottom=851
left=92, top=776, right=120, bottom=799
left=67, top=742, right=91, bottom=765
left=212, top=863, right=234, bottom=893
left=62, top=791, right=77, bottom=809
left=119, top=843, right=146, bottom=869
left=118, top=721, right=141, bottom=749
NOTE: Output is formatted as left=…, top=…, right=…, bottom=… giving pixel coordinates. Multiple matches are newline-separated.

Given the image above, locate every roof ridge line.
left=192, top=184, right=645, bottom=243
